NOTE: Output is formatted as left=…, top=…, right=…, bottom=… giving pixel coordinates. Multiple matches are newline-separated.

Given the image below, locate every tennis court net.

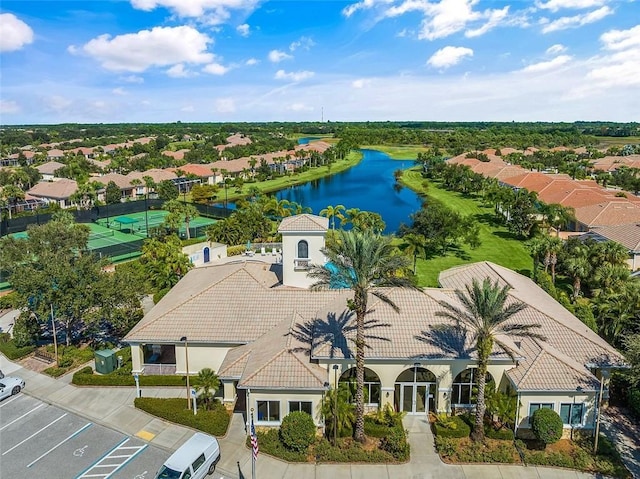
left=89, top=230, right=115, bottom=240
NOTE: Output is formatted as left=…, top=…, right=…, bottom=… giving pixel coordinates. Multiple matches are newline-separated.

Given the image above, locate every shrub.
left=314, top=438, right=394, bottom=463
left=434, top=436, right=457, bottom=457
left=0, top=335, right=35, bottom=360
left=279, top=411, right=316, bottom=453
left=531, top=408, right=563, bottom=445
left=245, top=429, right=307, bottom=462
left=227, top=245, right=246, bottom=256
left=380, top=427, right=410, bottom=461
left=484, top=425, right=514, bottom=440
left=628, top=388, right=640, bottom=418
left=432, top=414, right=471, bottom=438
left=153, top=288, right=170, bottom=303
left=488, top=443, right=516, bottom=463
left=364, top=416, right=393, bottom=438
left=135, top=397, right=230, bottom=436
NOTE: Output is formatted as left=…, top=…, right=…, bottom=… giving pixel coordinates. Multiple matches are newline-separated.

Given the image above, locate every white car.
left=0, top=376, right=25, bottom=400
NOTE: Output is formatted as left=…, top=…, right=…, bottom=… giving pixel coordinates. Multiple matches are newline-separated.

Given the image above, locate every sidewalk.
left=1, top=353, right=603, bottom=479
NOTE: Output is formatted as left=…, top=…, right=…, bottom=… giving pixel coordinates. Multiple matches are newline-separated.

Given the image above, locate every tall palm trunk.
left=472, top=337, right=492, bottom=442
left=354, top=290, right=366, bottom=443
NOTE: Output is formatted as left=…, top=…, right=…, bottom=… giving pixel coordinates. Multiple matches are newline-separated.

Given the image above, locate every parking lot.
left=1, top=393, right=229, bottom=479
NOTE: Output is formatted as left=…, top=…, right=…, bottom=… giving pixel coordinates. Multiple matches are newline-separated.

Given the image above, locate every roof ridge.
left=539, top=342, right=597, bottom=380
left=517, top=346, right=545, bottom=386
left=241, top=349, right=288, bottom=385
left=219, top=349, right=251, bottom=377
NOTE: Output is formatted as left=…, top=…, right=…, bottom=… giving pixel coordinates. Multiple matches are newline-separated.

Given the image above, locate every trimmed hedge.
left=364, top=417, right=395, bottom=438
left=485, top=426, right=514, bottom=440
left=432, top=415, right=471, bottom=438
left=135, top=397, right=229, bottom=436
left=0, top=336, right=35, bottom=360
left=315, top=438, right=394, bottom=463
left=73, top=368, right=202, bottom=387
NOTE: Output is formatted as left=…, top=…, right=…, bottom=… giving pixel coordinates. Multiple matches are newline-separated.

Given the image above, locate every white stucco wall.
left=281, top=230, right=326, bottom=288
left=175, top=343, right=237, bottom=375
left=515, top=391, right=597, bottom=433
left=182, top=241, right=227, bottom=267
left=246, top=389, right=325, bottom=426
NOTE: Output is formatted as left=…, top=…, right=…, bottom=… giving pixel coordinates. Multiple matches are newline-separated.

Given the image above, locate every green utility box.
left=95, top=349, right=117, bottom=374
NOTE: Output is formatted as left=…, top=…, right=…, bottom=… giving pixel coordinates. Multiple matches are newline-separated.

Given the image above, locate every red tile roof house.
left=27, top=178, right=78, bottom=208
left=45, top=149, right=65, bottom=161
left=68, top=147, right=95, bottom=159
left=1, top=150, right=37, bottom=167
left=124, top=214, right=624, bottom=437
left=36, top=161, right=66, bottom=181
left=161, top=149, right=190, bottom=161
left=168, top=164, right=218, bottom=185
left=127, top=169, right=178, bottom=196
left=96, top=173, right=135, bottom=200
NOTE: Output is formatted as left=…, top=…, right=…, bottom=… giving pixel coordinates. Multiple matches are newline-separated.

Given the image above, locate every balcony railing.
left=294, top=258, right=310, bottom=270
left=142, top=363, right=176, bottom=375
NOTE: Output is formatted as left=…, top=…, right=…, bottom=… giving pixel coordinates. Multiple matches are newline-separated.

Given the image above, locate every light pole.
left=223, top=178, right=229, bottom=215
left=333, top=364, right=339, bottom=445
left=50, top=304, right=58, bottom=367
left=180, top=336, right=191, bottom=410
left=593, top=370, right=609, bottom=454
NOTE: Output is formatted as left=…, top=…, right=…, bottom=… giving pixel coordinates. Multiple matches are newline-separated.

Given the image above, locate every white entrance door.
left=397, top=383, right=432, bottom=414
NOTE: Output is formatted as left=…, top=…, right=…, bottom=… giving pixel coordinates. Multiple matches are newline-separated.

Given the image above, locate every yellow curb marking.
left=136, top=430, right=156, bottom=441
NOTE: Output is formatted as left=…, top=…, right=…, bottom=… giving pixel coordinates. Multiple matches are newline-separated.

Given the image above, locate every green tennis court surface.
left=99, top=210, right=216, bottom=238
left=87, top=223, right=142, bottom=249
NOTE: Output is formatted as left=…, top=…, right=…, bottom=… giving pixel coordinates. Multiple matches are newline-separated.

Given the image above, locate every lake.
left=275, top=148, right=423, bottom=233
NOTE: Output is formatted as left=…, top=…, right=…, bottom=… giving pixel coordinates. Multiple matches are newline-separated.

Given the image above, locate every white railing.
left=294, top=258, right=310, bottom=270
left=142, top=363, right=177, bottom=375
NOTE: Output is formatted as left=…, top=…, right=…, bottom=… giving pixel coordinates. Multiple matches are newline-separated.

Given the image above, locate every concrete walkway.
left=0, top=354, right=605, bottom=479
left=601, top=406, right=640, bottom=478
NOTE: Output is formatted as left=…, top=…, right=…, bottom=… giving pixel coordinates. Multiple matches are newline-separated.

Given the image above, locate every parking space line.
left=75, top=437, right=148, bottom=479
left=0, top=394, right=22, bottom=408
left=26, top=422, right=93, bottom=468
left=0, top=403, right=44, bottom=431
left=2, top=413, right=68, bottom=456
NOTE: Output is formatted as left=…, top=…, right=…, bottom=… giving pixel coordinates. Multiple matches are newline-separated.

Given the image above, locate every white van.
left=155, top=432, right=220, bottom=479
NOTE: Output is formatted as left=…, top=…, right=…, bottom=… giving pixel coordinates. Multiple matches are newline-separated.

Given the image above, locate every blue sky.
left=1, top=0, right=639, bottom=124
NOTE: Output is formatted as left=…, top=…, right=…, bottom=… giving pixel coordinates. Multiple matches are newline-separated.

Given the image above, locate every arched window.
left=340, top=367, right=381, bottom=405
left=451, top=368, right=494, bottom=405
left=297, top=240, right=309, bottom=258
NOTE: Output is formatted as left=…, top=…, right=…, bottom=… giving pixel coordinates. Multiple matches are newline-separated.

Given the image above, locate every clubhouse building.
left=124, top=214, right=625, bottom=436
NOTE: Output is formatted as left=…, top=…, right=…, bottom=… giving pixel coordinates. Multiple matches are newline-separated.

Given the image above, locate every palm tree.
left=320, top=204, right=346, bottom=230
left=320, top=383, right=356, bottom=445
left=308, top=229, right=417, bottom=443
left=401, top=233, right=426, bottom=273
left=561, top=238, right=591, bottom=301
left=436, top=278, right=545, bottom=442
left=195, top=367, right=220, bottom=410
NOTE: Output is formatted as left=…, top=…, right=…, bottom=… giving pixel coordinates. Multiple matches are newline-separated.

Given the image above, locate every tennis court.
left=99, top=210, right=217, bottom=238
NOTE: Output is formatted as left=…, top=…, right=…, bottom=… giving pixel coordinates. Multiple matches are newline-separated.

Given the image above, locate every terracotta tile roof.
left=125, top=260, right=342, bottom=344
left=592, top=155, right=640, bottom=172
left=36, top=161, right=65, bottom=175
left=162, top=149, right=190, bottom=160
left=587, top=223, right=640, bottom=252
left=220, top=314, right=328, bottom=390
left=575, top=201, right=640, bottom=227
left=46, top=149, right=65, bottom=159
left=278, top=214, right=328, bottom=232
left=169, top=164, right=216, bottom=177
left=28, top=178, right=78, bottom=199
left=97, top=173, right=133, bottom=189
left=127, top=169, right=177, bottom=183
left=507, top=339, right=600, bottom=392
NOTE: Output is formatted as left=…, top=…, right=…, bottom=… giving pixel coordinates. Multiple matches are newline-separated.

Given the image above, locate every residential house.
left=46, top=149, right=65, bottom=161
left=124, top=214, right=624, bottom=436
left=27, top=178, right=78, bottom=208
left=578, top=223, right=640, bottom=271
left=36, top=161, right=65, bottom=181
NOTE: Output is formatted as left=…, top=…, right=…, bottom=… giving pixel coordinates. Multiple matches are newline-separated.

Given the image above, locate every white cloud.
left=112, top=88, right=127, bottom=95
left=245, top=58, right=258, bottom=66
left=521, top=54, right=572, bottom=72
left=74, top=26, right=213, bottom=72
left=45, top=95, right=72, bottom=112
left=541, top=6, right=612, bottom=33
left=0, top=100, right=20, bottom=114
left=274, top=69, right=315, bottom=81
left=166, top=64, right=192, bottom=77
left=203, top=62, right=229, bottom=75
left=287, top=103, right=314, bottom=111
left=343, top=0, right=394, bottom=17
left=289, top=36, right=315, bottom=51
left=546, top=43, right=567, bottom=55
left=268, top=49, right=293, bottom=63
left=352, top=79, right=371, bottom=88
left=0, top=13, right=34, bottom=52
left=236, top=23, right=250, bottom=37
left=215, top=97, right=236, bottom=112
left=427, top=46, right=473, bottom=69
left=465, top=6, right=509, bottom=38
left=536, top=0, right=608, bottom=12
left=120, top=75, right=144, bottom=83
left=181, top=105, right=195, bottom=112
left=600, top=24, right=640, bottom=51
left=130, top=0, right=260, bottom=24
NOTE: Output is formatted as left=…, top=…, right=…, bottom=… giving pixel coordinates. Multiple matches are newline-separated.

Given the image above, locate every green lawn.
left=593, top=136, right=640, bottom=147
left=401, top=169, right=533, bottom=287
left=362, top=145, right=428, bottom=160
